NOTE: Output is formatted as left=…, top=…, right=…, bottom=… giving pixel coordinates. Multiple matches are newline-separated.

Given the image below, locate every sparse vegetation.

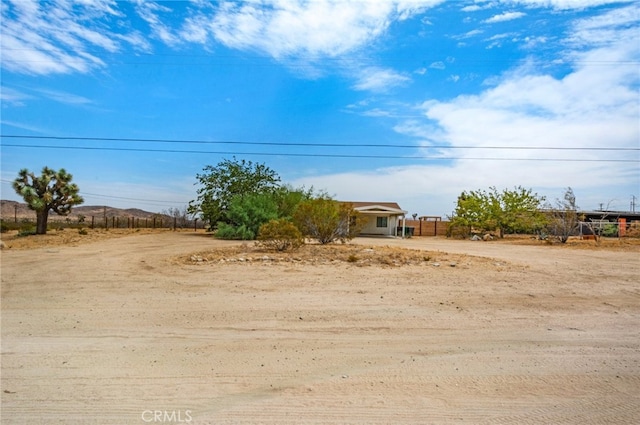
left=256, top=219, right=304, bottom=251
left=293, top=197, right=364, bottom=244
left=545, top=187, right=579, bottom=243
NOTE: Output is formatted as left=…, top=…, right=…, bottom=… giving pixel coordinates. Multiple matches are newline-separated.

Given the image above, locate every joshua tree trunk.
left=36, top=209, right=49, bottom=235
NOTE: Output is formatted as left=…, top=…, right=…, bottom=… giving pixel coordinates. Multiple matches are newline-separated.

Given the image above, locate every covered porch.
left=350, top=202, right=409, bottom=237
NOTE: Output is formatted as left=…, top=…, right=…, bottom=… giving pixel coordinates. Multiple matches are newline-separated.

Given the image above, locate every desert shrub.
left=17, top=228, right=36, bottom=237
left=293, top=197, right=364, bottom=244
left=347, top=254, right=359, bottom=263
left=602, top=223, right=618, bottom=237
left=0, top=220, right=13, bottom=233
left=257, top=219, right=304, bottom=251
left=78, top=228, right=88, bottom=235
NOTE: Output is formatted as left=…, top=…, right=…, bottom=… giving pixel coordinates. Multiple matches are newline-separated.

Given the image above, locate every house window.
left=376, top=216, right=388, bottom=228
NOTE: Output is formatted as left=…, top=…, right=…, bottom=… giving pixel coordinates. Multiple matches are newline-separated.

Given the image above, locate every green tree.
left=215, top=192, right=280, bottom=240
left=449, top=186, right=546, bottom=238
left=293, top=196, right=363, bottom=244
left=12, top=167, right=84, bottom=235
left=189, top=157, right=281, bottom=229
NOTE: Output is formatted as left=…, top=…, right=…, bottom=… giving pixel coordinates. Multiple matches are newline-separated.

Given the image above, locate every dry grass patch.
left=179, top=242, right=498, bottom=268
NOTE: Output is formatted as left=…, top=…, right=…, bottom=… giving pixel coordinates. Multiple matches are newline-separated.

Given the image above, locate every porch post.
left=402, top=215, right=406, bottom=238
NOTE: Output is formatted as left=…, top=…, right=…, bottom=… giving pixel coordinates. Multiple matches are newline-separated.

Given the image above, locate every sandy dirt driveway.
left=1, top=231, right=639, bottom=424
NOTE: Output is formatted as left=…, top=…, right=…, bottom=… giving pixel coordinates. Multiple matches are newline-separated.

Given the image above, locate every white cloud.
left=0, top=87, right=32, bottom=106
left=0, top=0, right=147, bottom=75
left=134, top=1, right=180, bottom=46
left=353, top=67, right=411, bottom=92
left=485, top=11, right=526, bottom=23
left=508, top=0, right=635, bottom=10
left=292, top=6, right=639, bottom=215
left=207, top=0, right=443, bottom=59
left=32, top=88, right=93, bottom=105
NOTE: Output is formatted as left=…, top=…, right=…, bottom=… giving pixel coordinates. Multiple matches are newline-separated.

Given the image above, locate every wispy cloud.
left=0, top=87, right=32, bottom=106
left=485, top=11, right=526, bottom=23
left=32, top=88, right=93, bottom=105
left=509, top=0, right=635, bottom=10
left=353, top=67, right=411, bottom=92
left=0, top=0, right=152, bottom=75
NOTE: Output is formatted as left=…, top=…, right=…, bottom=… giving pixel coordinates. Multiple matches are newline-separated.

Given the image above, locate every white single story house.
left=347, top=201, right=408, bottom=237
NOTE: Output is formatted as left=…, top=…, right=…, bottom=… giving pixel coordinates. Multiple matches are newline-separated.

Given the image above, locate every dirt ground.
left=1, top=230, right=639, bottom=424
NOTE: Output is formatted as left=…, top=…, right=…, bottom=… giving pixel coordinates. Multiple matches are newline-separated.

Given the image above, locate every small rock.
left=432, top=262, right=441, bottom=267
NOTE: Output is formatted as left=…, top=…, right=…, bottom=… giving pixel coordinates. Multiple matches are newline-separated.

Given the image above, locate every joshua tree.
left=13, top=167, right=84, bottom=234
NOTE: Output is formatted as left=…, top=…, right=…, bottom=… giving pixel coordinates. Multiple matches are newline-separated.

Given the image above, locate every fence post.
left=173, top=217, right=177, bottom=231
left=91, top=216, right=95, bottom=229
left=194, top=218, right=198, bottom=232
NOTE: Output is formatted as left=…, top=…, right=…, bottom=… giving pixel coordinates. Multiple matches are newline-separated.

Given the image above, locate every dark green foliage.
left=257, top=219, right=304, bottom=251
left=12, top=167, right=84, bottom=235
left=215, top=192, right=280, bottom=240
left=189, top=157, right=281, bottom=230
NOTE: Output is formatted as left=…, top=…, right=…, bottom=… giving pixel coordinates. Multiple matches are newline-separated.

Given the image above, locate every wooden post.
left=194, top=218, right=198, bottom=232
left=152, top=217, right=156, bottom=229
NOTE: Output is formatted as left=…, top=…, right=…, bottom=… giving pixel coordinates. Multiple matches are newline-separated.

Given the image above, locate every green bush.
left=215, top=193, right=279, bottom=240
left=17, top=228, right=36, bottom=237
left=257, top=219, right=304, bottom=251
left=216, top=223, right=256, bottom=240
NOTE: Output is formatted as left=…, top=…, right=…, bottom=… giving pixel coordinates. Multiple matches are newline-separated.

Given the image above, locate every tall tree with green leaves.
left=12, top=167, right=84, bottom=235
left=450, top=186, right=546, bottom=238
left=189, top=157, right=281, bottom=229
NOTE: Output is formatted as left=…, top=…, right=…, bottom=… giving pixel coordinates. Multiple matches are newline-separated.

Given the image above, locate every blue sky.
left=1, top=0, right=638, bottom=217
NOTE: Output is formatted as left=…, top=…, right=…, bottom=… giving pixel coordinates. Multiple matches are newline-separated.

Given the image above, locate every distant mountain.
left=1, top=200, right=162, bottom=221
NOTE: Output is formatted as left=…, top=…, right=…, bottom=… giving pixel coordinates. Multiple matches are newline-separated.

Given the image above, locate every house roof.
left=344, top=201, right=407, bottom=215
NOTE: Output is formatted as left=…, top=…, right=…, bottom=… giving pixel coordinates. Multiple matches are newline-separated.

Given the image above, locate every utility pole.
left=631, top=195, right=637, bottom=213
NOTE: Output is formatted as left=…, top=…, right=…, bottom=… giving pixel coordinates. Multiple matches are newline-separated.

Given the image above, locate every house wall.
left=360, top=215, right=402, bottom=236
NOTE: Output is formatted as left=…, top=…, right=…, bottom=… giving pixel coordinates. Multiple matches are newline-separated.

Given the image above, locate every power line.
left=2, top=134, right=637, bottom=152
left=2, top=142, right=637, bottom=162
